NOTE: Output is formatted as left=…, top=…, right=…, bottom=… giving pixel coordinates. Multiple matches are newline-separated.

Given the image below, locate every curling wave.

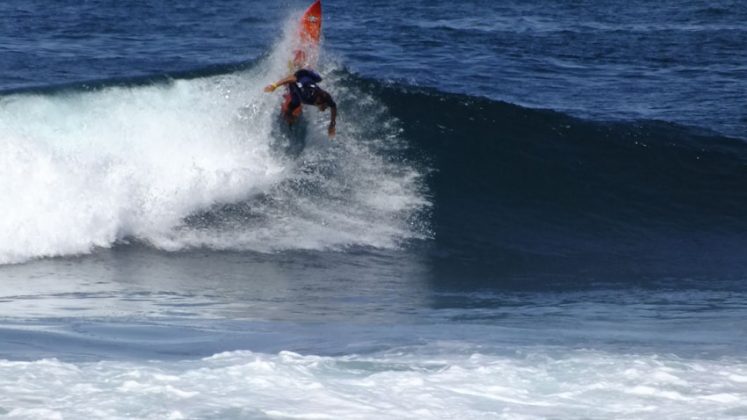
left=2, top=59, right=746, bottom=267
left=0, top=48, right=430, bottom=264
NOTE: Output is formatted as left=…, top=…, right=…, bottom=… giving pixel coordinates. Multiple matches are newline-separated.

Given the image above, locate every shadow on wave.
left=342, top=73, right=747, bottom=280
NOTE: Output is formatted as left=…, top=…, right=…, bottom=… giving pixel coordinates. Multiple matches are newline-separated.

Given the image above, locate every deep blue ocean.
left=1, top=0, right=746, bottom=418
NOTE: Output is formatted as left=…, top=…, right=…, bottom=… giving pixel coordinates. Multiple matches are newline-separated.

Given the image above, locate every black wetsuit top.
left=287, top=69, right=323, bottom=111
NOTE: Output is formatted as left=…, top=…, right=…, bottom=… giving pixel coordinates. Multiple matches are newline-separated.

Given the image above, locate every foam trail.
left=0, top=18, right=430, bottom=264
left=0, top=349, right=745, bottom=419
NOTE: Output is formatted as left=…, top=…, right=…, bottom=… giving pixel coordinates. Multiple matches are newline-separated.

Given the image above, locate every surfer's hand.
left=328, top=125, right=336, bottom=138
left=264, top=83, right=277, bottom=93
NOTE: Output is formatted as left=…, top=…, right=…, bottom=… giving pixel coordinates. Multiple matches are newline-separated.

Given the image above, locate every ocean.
left=1, top=0, right=746, bottom=418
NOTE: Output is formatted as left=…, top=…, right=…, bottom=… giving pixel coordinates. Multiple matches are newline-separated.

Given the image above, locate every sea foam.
left=0, top=349, right=745, bottom=419
left=0, top=21, right=429, bottom=265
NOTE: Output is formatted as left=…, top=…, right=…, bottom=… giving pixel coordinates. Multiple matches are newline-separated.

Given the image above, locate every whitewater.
left=0, top=22, right=429, bottom=265
left=2, top=349, right=746, bottom=419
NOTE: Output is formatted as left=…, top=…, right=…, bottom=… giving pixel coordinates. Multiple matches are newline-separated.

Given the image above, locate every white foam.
left=0, top=349, right=745, bottom=419
left=0, top=20, right=430, bottom=264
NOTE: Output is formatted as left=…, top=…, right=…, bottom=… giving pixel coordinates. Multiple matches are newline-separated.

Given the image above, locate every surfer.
left=264, top=68, right=337, bottom=138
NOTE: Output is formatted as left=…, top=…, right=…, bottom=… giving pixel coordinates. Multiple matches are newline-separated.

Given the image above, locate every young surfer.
left=264, top=68, right=337, bottom=138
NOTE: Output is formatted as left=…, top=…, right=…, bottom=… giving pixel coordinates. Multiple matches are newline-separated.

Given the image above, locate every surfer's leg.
left=284, top=86, right=303, bottom=124
left=287, top=96, right=301, bottom=116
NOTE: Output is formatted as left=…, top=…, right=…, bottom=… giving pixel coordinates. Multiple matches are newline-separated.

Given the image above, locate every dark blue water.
left=0, top=1, right=746, bottom=418
left=3, top=0, right=746, bottom=138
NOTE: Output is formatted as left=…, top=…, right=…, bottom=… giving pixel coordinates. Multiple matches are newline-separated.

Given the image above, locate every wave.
left=2, top=42, right=746, bottom=266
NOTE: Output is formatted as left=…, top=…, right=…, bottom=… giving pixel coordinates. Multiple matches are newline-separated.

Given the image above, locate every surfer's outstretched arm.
left=314, top=90, right=337, bottom=138
left=264, top=75, right=297, bottom=92
left=328, top=102, right=337, bottom=137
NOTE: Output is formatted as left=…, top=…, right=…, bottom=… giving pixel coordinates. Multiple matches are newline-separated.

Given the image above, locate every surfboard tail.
left=291, top=0, right=322, bottom=70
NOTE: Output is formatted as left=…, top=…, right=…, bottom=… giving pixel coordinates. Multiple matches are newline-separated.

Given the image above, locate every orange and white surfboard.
left=282, top=0, right=323, bottom=120
left=291, top=0, right=322, bottom=70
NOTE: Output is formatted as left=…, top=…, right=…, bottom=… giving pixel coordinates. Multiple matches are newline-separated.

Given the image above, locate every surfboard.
left=292, top=0, right=322, bottom=70
left=282, top=0, right=323, bottom=121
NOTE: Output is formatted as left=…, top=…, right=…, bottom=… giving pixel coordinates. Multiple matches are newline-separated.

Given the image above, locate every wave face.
left=351, top=78, right=747, bottom=273
left=0, top=31, right=430, bottom=264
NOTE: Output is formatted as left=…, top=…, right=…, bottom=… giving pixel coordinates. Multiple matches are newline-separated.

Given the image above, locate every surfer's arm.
left=328, top=101, right=337, bottom=138
left=264, top=75, right=297, bottom=93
